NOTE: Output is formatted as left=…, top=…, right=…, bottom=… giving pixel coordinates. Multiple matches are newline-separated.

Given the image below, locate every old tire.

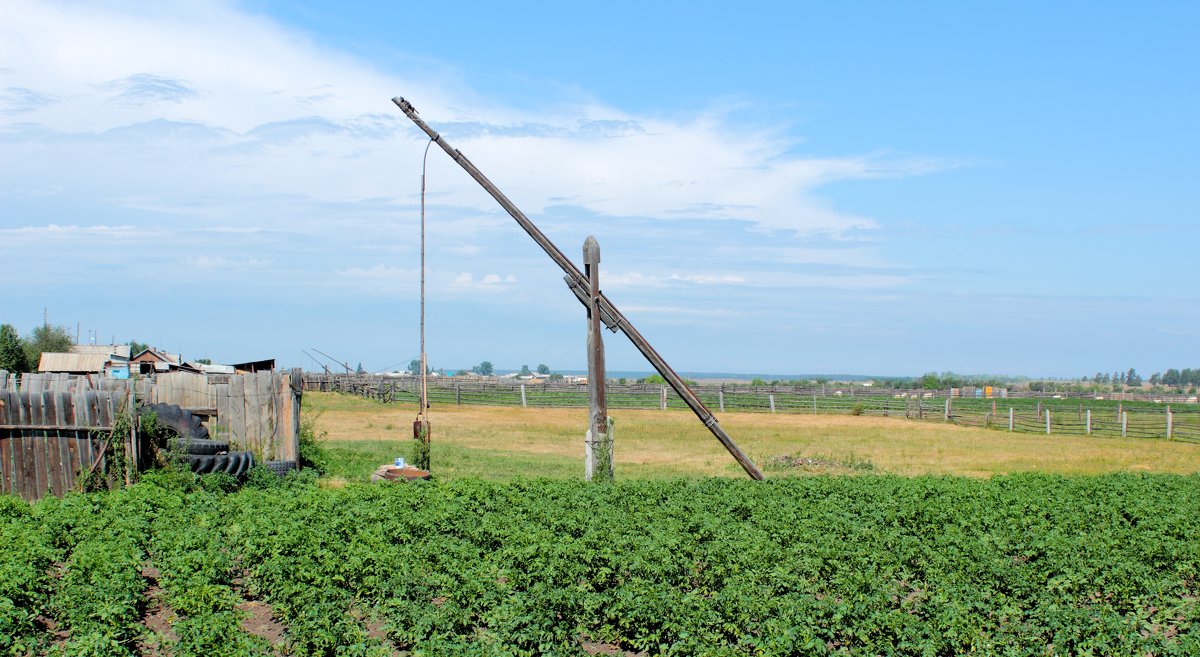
left=166, top=437, right=229, bottom=455
left=263, top=460, right=298, bottom=477
left=187, top=451, right=254, bottom=478
left=141, top=403, right=209, bottom=442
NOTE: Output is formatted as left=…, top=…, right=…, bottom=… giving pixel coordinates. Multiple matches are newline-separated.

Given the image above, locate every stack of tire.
left=141, top=403, right=256, bottom=478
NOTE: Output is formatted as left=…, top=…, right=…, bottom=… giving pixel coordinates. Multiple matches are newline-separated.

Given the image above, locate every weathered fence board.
left=1, top=369, right=302, bottom=502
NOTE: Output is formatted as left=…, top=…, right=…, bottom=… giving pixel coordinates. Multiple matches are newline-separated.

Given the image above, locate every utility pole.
left=584, top=236, right=612, bottom=481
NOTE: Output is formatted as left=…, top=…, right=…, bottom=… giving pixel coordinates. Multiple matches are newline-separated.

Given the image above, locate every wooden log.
left=0, top=434, right=10, bottom=494
left=12, top=424, right=25, bottom=499
left=263, top=371, right=276, bottom=459
left=43, top=392, right=63, bottom=497
left=288, top=369, right=302, bottom=462
left=214, top=382, right=230, bottom=446
left=229, top=375, right=246, bottom=451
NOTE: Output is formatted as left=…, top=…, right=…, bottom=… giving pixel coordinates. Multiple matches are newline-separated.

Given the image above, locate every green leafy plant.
left=297, top=414, right=330, bottom=475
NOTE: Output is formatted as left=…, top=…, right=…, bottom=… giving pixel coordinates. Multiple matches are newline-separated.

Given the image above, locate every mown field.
left=303, top=392, right=1200, bottom=482
left=2, top=391, right=1199, bottom=656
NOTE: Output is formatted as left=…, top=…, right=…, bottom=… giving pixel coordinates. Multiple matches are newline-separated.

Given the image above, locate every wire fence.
left=304, top=374, right=1200, bottom=444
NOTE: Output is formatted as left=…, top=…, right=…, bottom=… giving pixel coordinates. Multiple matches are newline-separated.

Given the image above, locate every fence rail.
left=305, top=374, right=1200, bottom=444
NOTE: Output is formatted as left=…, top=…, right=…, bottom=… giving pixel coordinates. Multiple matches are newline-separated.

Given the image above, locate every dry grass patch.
left=305, top=392, right=1200, bottom=479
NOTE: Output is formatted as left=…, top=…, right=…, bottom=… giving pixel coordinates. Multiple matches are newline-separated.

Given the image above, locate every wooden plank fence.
left=0, top=369, right=302, bottom=502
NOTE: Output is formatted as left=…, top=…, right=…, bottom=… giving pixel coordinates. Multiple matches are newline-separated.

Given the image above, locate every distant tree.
left=549, top=373, right=564, bottom=381
left=129, top=339, right=149, bottom=356
left=1149, top=372, right=1161, bottom=386
left=23, top=324, right=73, bottom=369
left=639, top=374, right=666, bottom=384
left=1113, top=371, right=1122, bottom=385
left=536, top=363, right=550, bottom=375
left=1183, top=368, right=1199, bottom=387
left=473, top=361, right=494, bottom=376
left=1163, top=369, right=1181, bottom=388
left=195, top=358, right=212, bottom=365
left=750, top=377, right=767, bottom=386
left=356, top=362, right=365, bottom=375
left=519, top=364, right=532, bottom=376
left=1126, top=368, right=1142, bottom=387
left=0, top=324, right=29, bottom=373
left=1093, top=372, right=1104, bottom=384
left=920, top=372, right=941, bottom=390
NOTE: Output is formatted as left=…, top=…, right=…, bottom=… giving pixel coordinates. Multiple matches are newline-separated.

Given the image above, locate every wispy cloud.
left=450, top=272, right=518, bottom=289
left=102, top=73, right=199, bottom=106
left=1, top=86, right=57, bottom=114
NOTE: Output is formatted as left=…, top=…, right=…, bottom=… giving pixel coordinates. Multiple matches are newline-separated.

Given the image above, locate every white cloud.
left=668, top=273, right=747, bottom=285
left=450, top=272, right=518, bottom=289
left=601, top=268, right=912, bottom=291
left=0, top=0, right=944, bottom=242
left=334, top=264, right=413, bottom=279
left=186, top=256, right=271, bottom=269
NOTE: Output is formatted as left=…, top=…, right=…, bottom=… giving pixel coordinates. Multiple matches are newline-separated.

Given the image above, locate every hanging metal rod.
left=391, top=97, right=763, bottom=480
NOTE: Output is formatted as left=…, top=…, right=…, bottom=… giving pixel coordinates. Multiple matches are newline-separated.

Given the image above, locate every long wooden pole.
left=392, top=97, right=763, bottom=479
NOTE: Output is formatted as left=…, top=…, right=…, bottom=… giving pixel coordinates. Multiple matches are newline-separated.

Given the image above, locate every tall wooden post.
left=584, top=236, right=613, bottom=482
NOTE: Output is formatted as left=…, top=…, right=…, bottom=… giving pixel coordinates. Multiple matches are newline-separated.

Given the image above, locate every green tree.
left=0, top=324, right=29, bottom=373
left=129, top=339, right=149, bottom=356
left=408, top=359, right=422, bottom=374
left=536, top=363, right=550, bottom=375
left=519, top=364, right=532, bottom=376
left=1163, top=369, right=1181, bottom=387
left=473, top=361, right=494, bottom=376
left=1126, top=368, right=1142, bottom=387
left=356, top=362, right=365, bottom=375
left=23, top=324, right=73, bottom=369
left=920, top=372, right=941, bottom=390
left=195, top=358, right=212, bottom=365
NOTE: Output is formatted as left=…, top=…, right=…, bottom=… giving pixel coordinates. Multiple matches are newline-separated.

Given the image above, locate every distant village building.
left=131, top=348, right=197, bottom=374
left=39, top=344, right=132, bottom=377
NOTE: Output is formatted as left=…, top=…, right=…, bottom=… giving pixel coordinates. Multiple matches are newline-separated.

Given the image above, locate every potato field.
left=3, top=471, right=1198, bottom=656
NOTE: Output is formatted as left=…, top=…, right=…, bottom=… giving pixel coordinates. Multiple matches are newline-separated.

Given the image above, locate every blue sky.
left=1, top=1, right=1196, bottom=378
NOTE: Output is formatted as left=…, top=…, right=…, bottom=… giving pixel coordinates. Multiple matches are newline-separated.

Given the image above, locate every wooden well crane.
left=392, top=97, right=763, bottom=480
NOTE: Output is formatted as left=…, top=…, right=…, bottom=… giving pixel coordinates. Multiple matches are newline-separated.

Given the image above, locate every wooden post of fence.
left=718, top=390, right=724, bottom=413
left=812, top=395, right=817, bottom=414
left=1086, top=409, right=1091, bottom=435
left=520, top=384, right=527, bottom=408
left=1009, top=407, right=1014, bottom=432
left=1117, top=402, right=1122, bottom=421
left=944, top=397, right=951, bottom=421
left=659, top=386, right=667, bottom=411
left=1122, top=411, right=1128, bottom=437
left=769, top=394, right=775, bottom=413
left=1045, top=410, right=1051, bottom=435
left=1167, top=407, right=1173, bottom=439
left=1036, top=401, right=1042, bottom=419
left=455, top=384, right=461, bottom=405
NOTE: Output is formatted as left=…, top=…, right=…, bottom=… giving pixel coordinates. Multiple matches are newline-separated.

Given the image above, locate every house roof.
left=71, top=344, right=132, bottom=360
left=132, top=348, right=181, bottom=364
left=38, top=352, right=108, bottom=373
